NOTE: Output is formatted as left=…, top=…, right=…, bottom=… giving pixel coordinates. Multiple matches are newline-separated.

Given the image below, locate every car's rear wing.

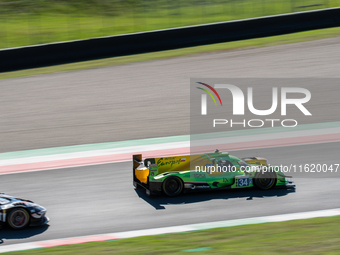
left=133, top=154, right=145, bottom=183
left=133, top=154, right=163, bottom=195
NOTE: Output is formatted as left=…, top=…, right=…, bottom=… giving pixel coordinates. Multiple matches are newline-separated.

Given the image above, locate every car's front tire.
left=162, top=176, right=183, bottom=197
left=7, top=208, right=30, bottom=230
left=254, top=171, right=276, bottom=190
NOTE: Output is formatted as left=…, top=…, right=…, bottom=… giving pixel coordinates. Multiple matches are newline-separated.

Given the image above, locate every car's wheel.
left=7, top=208, right=30, bottom=230
left=162, top=176, right=183, bottom=197
left=254, top=171, right=276, bottom=190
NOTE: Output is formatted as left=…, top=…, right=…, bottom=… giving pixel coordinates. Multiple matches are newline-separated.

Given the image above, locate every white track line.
left=0, top=208, right=339, bottom=253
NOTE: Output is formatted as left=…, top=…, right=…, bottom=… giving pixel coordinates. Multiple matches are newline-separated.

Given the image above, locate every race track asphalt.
left=0, top=142, right=339, bottom=245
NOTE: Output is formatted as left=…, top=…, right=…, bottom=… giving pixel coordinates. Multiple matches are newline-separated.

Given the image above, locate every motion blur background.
left=0, top=0, right=339, bottom=49
left=1, top=0, right=340, bottom=253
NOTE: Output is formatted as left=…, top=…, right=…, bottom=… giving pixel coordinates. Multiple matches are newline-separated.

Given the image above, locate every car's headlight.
left=29, top=204, right=45, bottom=212
left=31, top=206, right=46, bottom=218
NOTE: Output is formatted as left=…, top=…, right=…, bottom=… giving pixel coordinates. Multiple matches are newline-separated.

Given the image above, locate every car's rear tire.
left=163, top=176, right=183, bottom=197
left=7, top=208, right=30, bottom=230
left=254, top=171, right=276, bottom=190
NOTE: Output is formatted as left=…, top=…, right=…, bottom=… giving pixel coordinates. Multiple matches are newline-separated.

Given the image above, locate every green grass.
left=6, top=216, right=340, bottom=254
left=0, top=0, right=339, bottom=49
left=1, top=26, right=340, bottom=80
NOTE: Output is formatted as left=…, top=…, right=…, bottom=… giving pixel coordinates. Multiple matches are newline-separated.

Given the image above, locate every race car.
left=133, top=150, right=295, bottom=197
left=0, top=193, right=49, bottom=230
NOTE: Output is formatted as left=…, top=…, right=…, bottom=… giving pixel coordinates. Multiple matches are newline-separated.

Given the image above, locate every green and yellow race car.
left=133, top=150, right=295, bottom=197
